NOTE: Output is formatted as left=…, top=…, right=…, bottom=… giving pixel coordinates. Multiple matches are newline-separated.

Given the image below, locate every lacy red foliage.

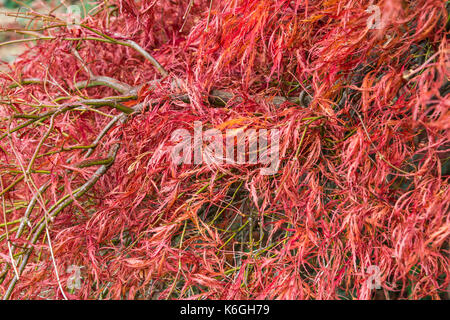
left=0, top=0, right=448, bottom=299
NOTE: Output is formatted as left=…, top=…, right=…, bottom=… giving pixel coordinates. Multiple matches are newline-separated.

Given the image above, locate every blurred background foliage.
left=0, top=1, right=95, bottom=67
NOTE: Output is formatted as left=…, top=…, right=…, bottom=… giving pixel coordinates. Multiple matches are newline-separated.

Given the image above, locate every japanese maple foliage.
left=0, top=0, right=448, bottom=299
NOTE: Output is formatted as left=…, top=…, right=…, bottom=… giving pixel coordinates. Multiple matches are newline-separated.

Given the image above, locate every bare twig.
left=0, top=95, right=136, bottom=141
left=9, top=76, right=134, bottom=96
